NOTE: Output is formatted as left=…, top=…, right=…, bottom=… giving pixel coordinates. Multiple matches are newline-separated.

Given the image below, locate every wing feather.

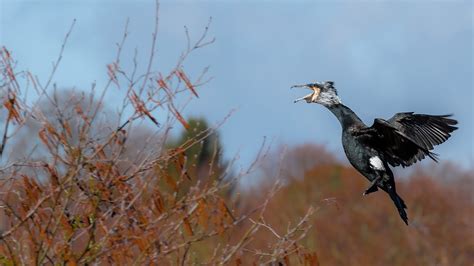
left=356, top=113, right=457, bottom=167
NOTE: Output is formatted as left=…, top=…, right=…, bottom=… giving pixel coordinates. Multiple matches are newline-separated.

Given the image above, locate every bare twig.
left=0, top=190, right=55, bottom=240
left=41, top=19, right=76, bottom=92
left=139, top=0, right=160, bottom=95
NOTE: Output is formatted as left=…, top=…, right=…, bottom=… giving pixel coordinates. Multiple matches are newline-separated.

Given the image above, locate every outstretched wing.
left=355, top=113, right=457, bottom=167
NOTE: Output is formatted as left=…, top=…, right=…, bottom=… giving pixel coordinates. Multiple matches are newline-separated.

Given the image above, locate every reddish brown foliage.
left=238, top=145, right=474, bottom=266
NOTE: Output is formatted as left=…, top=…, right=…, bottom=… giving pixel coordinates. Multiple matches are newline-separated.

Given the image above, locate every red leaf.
left=176, top=69, right=199, bottom=98
left=169, top=104, right=190, bottom=130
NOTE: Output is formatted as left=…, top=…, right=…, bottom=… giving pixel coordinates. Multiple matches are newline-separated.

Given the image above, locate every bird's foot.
left=363, top=183, right=379, bottom=196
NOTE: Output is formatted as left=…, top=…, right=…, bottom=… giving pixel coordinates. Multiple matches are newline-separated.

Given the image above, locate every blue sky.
left=1, top=1, right=472, bottom=171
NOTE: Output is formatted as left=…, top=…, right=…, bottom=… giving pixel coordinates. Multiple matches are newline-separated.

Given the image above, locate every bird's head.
left=292, top=81, right=341, bottom=106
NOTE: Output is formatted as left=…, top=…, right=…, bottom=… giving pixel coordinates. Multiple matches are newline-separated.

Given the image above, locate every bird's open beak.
left=291, top=84, right=320, bottom=103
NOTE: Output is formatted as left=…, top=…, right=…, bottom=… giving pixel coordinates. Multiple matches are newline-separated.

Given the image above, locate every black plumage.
left=292, top=81, right=458, bottom=225
left=355, top=113, right=457, bottom=167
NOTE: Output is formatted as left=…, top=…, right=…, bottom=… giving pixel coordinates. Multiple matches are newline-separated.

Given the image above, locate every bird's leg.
left=363, top=176, right=382, bottom=195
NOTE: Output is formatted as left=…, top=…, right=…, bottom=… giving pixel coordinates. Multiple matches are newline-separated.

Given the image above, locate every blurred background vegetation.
left=236, top=144, right=473, bottom=265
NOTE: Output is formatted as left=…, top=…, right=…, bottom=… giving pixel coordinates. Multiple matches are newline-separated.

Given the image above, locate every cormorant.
left=292, top=81, right=457, bottom=225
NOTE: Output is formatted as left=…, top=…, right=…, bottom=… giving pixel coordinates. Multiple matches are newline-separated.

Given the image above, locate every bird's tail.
left=387, top=187, right=408, bottom=225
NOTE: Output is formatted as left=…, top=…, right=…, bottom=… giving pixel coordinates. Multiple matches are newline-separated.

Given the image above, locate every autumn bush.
left=0, top=4, right=318, bottom=265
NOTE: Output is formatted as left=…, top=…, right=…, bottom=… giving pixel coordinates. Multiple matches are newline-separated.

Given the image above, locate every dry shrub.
left=0, top=3, right=318, bottom=265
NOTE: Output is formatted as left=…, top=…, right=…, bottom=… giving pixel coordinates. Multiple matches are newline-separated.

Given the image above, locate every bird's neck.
left=326, top=103, right=364, bottom=130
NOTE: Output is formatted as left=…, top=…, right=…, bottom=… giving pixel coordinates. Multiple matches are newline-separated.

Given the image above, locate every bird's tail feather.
left=398, top=194, right=407, bottom=209
left=388, top=188, right=408, bottom=225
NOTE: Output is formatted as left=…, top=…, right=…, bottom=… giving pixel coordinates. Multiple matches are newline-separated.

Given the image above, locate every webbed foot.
left=363, top=176, right=382, bottom=196
left=363, top=183, right=379, bottom=195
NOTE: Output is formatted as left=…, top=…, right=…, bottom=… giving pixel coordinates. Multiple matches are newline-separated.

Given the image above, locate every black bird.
left=292, top=81, right=457, bottom=225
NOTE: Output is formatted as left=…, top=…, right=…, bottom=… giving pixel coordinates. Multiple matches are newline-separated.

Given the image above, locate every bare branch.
left=41, top=19, right=76, bottom=92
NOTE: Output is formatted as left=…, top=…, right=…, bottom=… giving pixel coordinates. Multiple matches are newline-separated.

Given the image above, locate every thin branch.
left=41, top=19, right=76, bottom=92
left=139, top=0, right=160, bottom=95
left=0, top=191, right=55, bottom=240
